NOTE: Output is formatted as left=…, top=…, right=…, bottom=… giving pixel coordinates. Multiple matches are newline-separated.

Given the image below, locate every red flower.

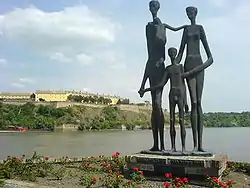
left=212, top=177, right=219, bottom=184
left=219, top=181, right=224, bottom=186
left=227, top=180, right=233, bottom=185
left=165, top=173, right=172, bottom=179
left=182, top=177, right=189, bottom=183
left=227, top=161, right=233, bottom=165
left=127, top=181, right=131, bottom=185
left=175, top=177, right=181, bottom=182
left=103, top=163, right=108, bottom=167
left=223, top=186, right=229, bottom=188
left=115, top=169, right=119, bottom=172
left=115, top=152, right=120, bottom=156
left=133, top=167, right=139, bottom=171
left=112, top=154, right=116, bottom=158
left=139, top=171, right=143, bottom=175
left=92, top=178, right=97, bottom=183
left=162, top=182, right=170, bottom=188
left=116, top=174, right=121, bottom=177
left=15, top=157, right=21, bottom=162
left=107, top=167, right=112, bottom=171
left=179, top=180, right=184, bottom=185
left=99, top=177, right=102, bottom=180
left=21, top=154, right=25, bottom=158
left=44, top=156, right=49, bottom=161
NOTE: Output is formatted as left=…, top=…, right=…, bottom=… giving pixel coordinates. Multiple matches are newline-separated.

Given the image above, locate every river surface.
left=0, top=128, right=249, bottom=162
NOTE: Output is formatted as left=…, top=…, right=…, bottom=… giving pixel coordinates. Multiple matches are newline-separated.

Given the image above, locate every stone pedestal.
left=125, top=153, right=228, bottom=185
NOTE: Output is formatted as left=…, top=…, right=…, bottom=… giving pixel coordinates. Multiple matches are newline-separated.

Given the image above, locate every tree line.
left=67, top=95, right=130, bottom=105
left=1, top=102, right=250, bottom=131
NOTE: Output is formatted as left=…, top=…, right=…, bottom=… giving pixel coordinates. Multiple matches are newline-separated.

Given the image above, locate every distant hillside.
left=0, top=102, right=153, bottom=130
left=1, top=102, right=249, bottom=130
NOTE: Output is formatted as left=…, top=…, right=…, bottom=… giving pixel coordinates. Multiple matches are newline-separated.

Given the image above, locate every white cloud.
left=50, top=52, right=72, bottom=63
left=0, top=5, right=121, bottom=61
left=76, top=53, right=94, bottom=65
left=19, top=78, right=35, bottom=84
left=11, top=83, right=25, bottom=88
left=97, top=50, right=126, bottom=70
left=82, top=87, right=90, bottom=92
left=0, top=58, right=7, bottom=65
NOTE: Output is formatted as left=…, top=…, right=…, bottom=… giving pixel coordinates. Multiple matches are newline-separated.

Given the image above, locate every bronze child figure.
left=143, top=47, right=189, bottom=153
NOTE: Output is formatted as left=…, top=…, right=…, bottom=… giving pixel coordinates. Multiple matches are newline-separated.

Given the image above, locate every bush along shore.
left=2, top=102, right=250, bottom=131
left=0, top=152, right=250, bottom=188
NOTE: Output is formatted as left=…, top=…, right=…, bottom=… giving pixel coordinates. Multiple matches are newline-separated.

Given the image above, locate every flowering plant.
left=205, top=174, right=234, bottom=188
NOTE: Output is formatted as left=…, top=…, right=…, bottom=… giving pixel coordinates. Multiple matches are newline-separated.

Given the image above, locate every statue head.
left=149, top=0, right=160, bottom=17
left=186, top=6, right=198, bottom=21
left=168, top=47, right=177, bottom=62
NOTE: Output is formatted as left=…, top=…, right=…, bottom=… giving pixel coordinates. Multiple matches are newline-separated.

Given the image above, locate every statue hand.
left=182, top=72, right=190, bottom=78
left=175, top=56, right=181, bottom=64
left=138, top=88, right=145, bottom=98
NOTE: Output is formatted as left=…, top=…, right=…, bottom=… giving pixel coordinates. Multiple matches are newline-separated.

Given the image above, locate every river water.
left=0, top=128, right=249, bottom=162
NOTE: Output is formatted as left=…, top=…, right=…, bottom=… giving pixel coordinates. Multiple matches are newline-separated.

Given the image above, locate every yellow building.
left=0, top=92, right=32, bottom=101
left=35, top=90, right=70, bottom=102
left=0, top=90, right=123, bottom=105
left=35, top=90, right=122, bottom=104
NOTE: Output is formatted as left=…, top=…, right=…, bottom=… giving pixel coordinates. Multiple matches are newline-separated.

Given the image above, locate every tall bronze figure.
left=138, top=0, right=185, bottom=151
left=142, top=47, right=189, bottom=153
left=176, top=6, right=213, bottom=152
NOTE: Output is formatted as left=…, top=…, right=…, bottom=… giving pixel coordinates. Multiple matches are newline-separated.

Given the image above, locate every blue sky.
left=0, top=0, right=250, bottom=112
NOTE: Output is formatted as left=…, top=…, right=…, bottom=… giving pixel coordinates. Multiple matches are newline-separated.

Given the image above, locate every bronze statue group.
left=138, top=0, right=213, bottom=155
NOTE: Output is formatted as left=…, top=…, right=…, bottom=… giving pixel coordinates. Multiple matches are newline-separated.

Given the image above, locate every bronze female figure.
left=138, top=0, right=185, bottom=151
left=176, top=6, right=213, bottom=152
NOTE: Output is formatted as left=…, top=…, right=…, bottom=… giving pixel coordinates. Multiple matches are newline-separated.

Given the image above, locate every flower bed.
left=0, top=152, right=249, bottom=188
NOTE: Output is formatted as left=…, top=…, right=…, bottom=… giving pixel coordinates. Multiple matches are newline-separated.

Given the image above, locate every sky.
left=0, top=0, right=250, bottom=112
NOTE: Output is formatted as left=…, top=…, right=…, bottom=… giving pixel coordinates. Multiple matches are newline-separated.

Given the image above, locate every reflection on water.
left=0, top=128, right=249, bottom=161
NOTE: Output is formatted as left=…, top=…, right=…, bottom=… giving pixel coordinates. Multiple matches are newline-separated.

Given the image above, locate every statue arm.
left=184, top=26, right=213, bottom=77
left=144, top=69, right=169, bottom=92
left=163, top=23, right=186, bottom=31
left=139, top=61, right=149, bottom=90
left=139, top=25, right=151, bottom=90
left=175, top=27, right=187, bottom=64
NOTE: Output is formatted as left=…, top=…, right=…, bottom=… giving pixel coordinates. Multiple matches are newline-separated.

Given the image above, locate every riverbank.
left=2, top=102, right=250, bottom=132
left=0, top=152, right=249, bottom=188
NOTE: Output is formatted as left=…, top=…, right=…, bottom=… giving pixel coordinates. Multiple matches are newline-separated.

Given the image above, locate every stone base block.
left=125, top=153, right=228, bottom=185
left=140, top=149, right=214, bottom=157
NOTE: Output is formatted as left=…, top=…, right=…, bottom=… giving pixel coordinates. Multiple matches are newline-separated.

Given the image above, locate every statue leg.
left=186, top=78, right=198, bottom=151
left=178, top=99, right=186, bottom=153
left=156, top=89, right=165, bottom=151
left=169, top=98, right=176, bottom=152
left=150, top=91, right=159, bottom=151
left=196, top=71, right=205, bottom=152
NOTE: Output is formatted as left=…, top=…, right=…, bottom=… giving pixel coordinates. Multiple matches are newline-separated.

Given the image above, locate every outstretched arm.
left=185, top=26, right=213, bottom=77
left=138, top=25, right=151, bottom=97
left=144, top=69, right=169, bottom=93
left=139, top=25, right=151, bottom=90
left=163, top=23, right=186, bottom=31
left=139, top=61, right=149, bottom=90
left=175, top=27, right=187, bottom=64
